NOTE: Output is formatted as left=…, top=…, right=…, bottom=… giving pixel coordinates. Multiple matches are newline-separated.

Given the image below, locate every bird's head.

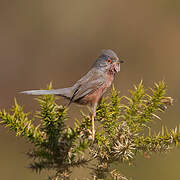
left=93, top=49, right=124, bottom=73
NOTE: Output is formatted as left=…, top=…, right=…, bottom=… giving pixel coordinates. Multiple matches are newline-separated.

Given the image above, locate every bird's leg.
left=91, top=112, right=95, bottom=142
left=91, top=103, right=97, bottom=142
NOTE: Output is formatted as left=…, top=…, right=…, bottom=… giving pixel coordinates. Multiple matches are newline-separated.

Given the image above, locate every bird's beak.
left=119, top=59, right=124, bottom=63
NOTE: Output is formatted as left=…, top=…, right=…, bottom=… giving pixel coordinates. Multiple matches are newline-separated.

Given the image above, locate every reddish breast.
left=81, top=70, right=114, bottom=105
left=105, top=70, right=114, bottom=88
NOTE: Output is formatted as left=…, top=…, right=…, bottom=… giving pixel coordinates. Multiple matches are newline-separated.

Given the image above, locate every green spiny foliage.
left=0, top=99, right=43, bottom=144
left=0, top=81, right=177, bottom=180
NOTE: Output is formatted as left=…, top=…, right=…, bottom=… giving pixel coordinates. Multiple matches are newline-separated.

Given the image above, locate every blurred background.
left=0, top=0, right=180, bottom=179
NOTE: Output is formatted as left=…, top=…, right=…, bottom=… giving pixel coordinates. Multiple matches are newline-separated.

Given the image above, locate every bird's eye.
left=107, top=59, right=112, bottom=64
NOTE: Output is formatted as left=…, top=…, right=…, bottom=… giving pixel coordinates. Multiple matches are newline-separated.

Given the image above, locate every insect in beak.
left=113, top=59, right=124, bottom=72
left=113, top=62, right=120, bottom=72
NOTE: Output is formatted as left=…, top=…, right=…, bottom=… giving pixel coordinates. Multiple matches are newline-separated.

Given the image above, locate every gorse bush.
left=0, top=81, right=178, bottom=180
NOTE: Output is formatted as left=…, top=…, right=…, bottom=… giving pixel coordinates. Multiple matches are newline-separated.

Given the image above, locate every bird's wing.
left=70, top=68, right=106, bottom=102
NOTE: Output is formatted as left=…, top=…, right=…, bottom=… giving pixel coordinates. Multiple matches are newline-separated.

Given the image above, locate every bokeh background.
left=0, top=0, right=180, bottom=179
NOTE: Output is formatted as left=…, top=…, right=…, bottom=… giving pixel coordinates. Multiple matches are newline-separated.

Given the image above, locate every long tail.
left=20, top=88, right=73, bottom=98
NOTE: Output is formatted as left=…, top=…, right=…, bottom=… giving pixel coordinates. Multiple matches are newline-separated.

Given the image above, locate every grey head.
left=93, top=49, right=124, bottom=73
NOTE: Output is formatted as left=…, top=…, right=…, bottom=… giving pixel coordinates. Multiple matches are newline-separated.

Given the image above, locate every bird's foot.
left=87, top=129, right=95, bottom=142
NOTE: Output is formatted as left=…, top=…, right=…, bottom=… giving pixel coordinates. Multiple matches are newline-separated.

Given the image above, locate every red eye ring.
left=107, top=58, right=112, bottom=64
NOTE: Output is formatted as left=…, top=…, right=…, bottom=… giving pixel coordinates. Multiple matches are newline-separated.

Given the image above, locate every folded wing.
left=70, top=68, right=105, bottom=102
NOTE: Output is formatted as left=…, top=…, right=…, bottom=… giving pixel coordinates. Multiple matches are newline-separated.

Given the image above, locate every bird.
left=21, top=49, right=124, bottom=141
